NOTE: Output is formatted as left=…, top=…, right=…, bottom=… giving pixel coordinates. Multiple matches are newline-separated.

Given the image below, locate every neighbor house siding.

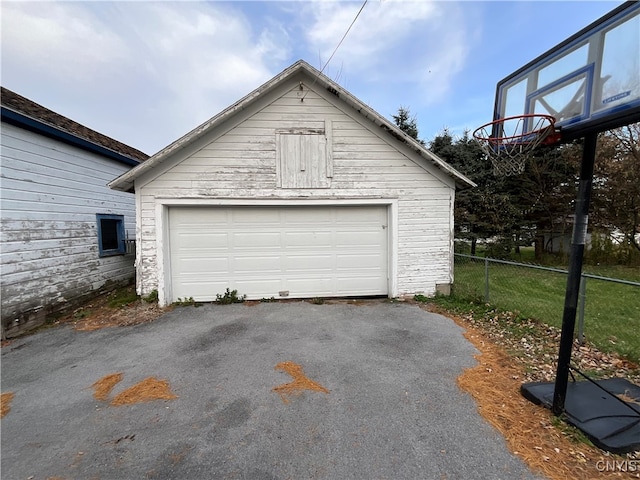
left=134, top=79, right=455, bottom=302
left=0, top=122, right=136, bottom=331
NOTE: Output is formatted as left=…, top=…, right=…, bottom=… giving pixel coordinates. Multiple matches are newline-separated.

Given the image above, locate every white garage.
left=168, top=205, right=389, bottom=302
left=110, top=60, right=474, bottom=306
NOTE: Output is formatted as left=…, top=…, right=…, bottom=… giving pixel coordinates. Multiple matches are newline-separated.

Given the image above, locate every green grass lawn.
left=453, top=254, right=640, bottom=363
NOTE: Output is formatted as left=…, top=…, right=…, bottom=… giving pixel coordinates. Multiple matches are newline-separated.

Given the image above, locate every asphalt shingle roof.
left=1, top=86, right=149, bottom=162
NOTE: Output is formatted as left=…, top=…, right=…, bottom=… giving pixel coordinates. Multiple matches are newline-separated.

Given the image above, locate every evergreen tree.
left=430, top=130, right=516, bottom=255
left=429, top=122, right=639, bottom=263
left=430, top=129, right=579, bottom=259
left=503, top=143, right=578, bottom=256
left=392, top=107, right=424, bottom=145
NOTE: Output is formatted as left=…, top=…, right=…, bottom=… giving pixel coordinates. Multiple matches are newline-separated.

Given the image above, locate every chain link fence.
left=453, top=254, right=640, bottom=359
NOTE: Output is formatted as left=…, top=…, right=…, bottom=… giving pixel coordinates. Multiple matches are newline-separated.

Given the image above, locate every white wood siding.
left=1, top=123, right=137, bottom=331
left=136, top=78, right=455, bottom=302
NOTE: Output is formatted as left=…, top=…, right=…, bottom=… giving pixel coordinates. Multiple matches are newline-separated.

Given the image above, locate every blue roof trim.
left=1, top=107, right=140, bottom=167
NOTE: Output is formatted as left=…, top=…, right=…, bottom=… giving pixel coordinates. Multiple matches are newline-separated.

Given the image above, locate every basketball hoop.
left=473, top=114, right=561, bottom=176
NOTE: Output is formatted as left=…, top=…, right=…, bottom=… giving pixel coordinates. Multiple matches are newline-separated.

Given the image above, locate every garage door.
left=168, top=205, right=388, bottom=302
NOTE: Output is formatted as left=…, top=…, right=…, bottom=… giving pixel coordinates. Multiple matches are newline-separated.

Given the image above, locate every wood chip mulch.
left=273, top=361, right=330, bottom=404
left=110, top=377, right=177, bottom=406
left=91, top=373, right=177, bottom=406
left=1, top=392, right=15, bottom=419
left=91, top=373, right=124, bottom=401
left=421, top=302, right=639, bottom=479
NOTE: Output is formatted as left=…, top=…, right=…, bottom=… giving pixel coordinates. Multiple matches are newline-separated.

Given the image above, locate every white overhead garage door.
left=168, top=205, right=388, bottom=302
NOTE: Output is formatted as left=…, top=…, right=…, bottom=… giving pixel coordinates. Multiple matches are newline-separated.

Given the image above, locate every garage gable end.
left=109, top=60, right=474, bottom=193
left=135, top=77, right=454, bottom=196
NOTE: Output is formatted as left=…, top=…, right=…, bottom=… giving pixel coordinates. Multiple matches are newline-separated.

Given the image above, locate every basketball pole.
left=552, top=132, right=598, bottom=416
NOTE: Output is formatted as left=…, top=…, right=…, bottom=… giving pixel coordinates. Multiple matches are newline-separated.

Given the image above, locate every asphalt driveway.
left=1, top=301, right=542, bottom=479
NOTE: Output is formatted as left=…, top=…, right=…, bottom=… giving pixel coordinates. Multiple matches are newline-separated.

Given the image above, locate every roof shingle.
left=1, top=87, right=149, bottom=162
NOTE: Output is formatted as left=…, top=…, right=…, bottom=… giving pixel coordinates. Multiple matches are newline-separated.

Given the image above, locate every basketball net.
left=473, top=114, right=560, bottom=176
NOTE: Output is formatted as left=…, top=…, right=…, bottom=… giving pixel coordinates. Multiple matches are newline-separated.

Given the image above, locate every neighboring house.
left=110, top=60, right=475, bottom=307
left=1, top=87, right=149, bottom=338
left=539, top=218, right=574, bottom=255
left=539, top=215, right=592, bottom=255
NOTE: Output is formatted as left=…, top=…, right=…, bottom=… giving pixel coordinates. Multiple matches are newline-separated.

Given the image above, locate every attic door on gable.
left=277, top=122, right=333, bottom=188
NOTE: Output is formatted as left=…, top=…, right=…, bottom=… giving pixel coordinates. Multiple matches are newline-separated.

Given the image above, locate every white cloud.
left=307, top=0, right=437, bottom=62
left=126, top=4, right=272, bottom=92
left=299, top=0, right=473, bottom=104
left=1, top=2, right=129, bottom=82
left=1, top=2, right=291, bottom=154
left=256, top=19, right=291, bottom=64
left=0, top=0, right=477, bottom=153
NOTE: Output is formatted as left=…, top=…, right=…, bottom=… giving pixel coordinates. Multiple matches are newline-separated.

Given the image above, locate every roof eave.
left=109, top=60, right=476, bottom=191
left=1, top=107, right=141, bottom=168
left=301, top=66, right=476, bottom=189
left=109, top=63, right=310, bottom=192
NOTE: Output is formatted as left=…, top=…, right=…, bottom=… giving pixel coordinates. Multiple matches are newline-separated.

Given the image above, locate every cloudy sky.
left=1, top=0, right=625, bottom=155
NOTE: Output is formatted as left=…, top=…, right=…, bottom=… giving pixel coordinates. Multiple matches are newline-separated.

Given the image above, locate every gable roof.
left=1, top=86, right=149, bottom=166
left=109, top=60, right=475, bottom=192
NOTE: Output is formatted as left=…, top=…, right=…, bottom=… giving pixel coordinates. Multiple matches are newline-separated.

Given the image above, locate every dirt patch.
left=273, top=361, right=329, bottom=404
left=1, top=392, right=15, bottom=418
left=50, top=286, right=172, bottom=332
left=71, top=301, right=170, bottom=332
left=427, top=305, right=639, bottom=479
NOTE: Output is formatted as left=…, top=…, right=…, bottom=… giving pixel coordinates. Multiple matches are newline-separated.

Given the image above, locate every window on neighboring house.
left=96, top=214, right=125, bottom=256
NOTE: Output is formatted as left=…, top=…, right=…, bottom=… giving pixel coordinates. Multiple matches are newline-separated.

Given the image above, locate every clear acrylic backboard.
left=494, top=1, right=639, bottom=141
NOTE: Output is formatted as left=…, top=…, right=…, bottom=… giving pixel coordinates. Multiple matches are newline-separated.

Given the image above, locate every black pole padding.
left=552, top=132, right=598, bottom=416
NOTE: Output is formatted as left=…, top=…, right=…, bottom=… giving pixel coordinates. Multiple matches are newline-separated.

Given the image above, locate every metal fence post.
left=484, top=257, right=490, bottom=303
left=577, top=275, right=587, bottom=345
